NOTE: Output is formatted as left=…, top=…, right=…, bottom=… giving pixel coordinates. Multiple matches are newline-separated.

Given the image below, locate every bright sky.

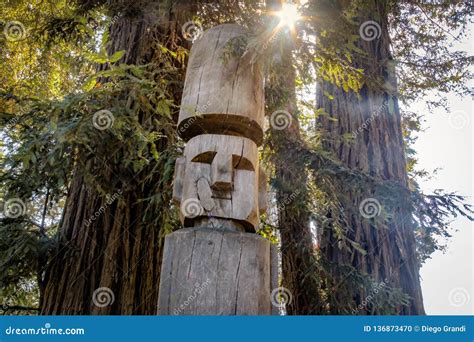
left=415, top=92, right=472, bottom=315
left=414, top=26, right=473, bottom=315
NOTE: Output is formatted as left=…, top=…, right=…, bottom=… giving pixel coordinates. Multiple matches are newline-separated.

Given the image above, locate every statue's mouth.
left=211, top=189, right=232, bottom=200
left=196, top=178, right=232, bottom=212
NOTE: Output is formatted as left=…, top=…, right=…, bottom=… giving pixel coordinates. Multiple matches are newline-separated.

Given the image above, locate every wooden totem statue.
left=158, top=24, right=276, bottom=315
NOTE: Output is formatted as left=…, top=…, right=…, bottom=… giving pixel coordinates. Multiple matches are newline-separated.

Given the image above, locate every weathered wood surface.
left=173, top=134, right=267, bottom=232
left=157, top=228, right=272, bottom=315
left=159, top=23, right=271, bottom=317
left=178, top=24, right=265, bottom=145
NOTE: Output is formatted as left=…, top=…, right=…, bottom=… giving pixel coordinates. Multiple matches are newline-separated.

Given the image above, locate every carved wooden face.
left=173, top=134, right=267, bottom=231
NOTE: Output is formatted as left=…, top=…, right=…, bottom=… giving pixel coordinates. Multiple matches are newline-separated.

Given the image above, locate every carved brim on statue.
left=177, top=113, right=264, bottom=146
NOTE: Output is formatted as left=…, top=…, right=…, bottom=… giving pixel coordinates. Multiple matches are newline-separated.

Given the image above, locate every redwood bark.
left=315, top=0, right=425, bottom=314
left=41, top=1, right=195, bottom=314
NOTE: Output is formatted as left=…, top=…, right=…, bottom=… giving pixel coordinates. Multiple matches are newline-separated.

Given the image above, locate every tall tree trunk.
left=266, top=1, right=322, bottom=315
left=315, top=0, right=425, bottom=314
left=41, top=1, right=195, bottom=314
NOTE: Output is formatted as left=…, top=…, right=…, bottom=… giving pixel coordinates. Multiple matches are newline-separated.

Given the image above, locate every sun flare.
left=276, top=2, right=300, bottom=29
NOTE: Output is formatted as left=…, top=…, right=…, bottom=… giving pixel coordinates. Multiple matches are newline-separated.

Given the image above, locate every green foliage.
left=1, top=0, right=186, bottom=312
left=389, top=0, right=473, bottom=106
left=314, top=257, right=412, bottom=315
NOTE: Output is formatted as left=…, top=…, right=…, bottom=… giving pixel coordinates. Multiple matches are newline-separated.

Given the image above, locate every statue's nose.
left=211, top=153, right=233, bottom=191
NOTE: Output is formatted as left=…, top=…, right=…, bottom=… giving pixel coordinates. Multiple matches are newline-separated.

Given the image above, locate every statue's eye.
left=232, top=156, right=254, bottom=171
left=191, top=151, right=216, bottom=164
left=192, top=152, right=254, bottom=171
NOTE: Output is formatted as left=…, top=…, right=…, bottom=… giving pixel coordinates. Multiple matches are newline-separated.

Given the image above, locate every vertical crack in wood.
left=187, top=230, right=197, bottom=279
left=226, top=55, right=240, bottom=115
left=215, top=231, right=225, bottom=312
left=195, top=68, right=205, bottom=117
left=233, top=234, right=243, bottom=314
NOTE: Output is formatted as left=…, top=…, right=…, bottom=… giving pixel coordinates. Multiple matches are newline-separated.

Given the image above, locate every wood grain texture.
left=157, top=228, right=272, bottom=315
left=177, top=24, right=265, bottom=145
